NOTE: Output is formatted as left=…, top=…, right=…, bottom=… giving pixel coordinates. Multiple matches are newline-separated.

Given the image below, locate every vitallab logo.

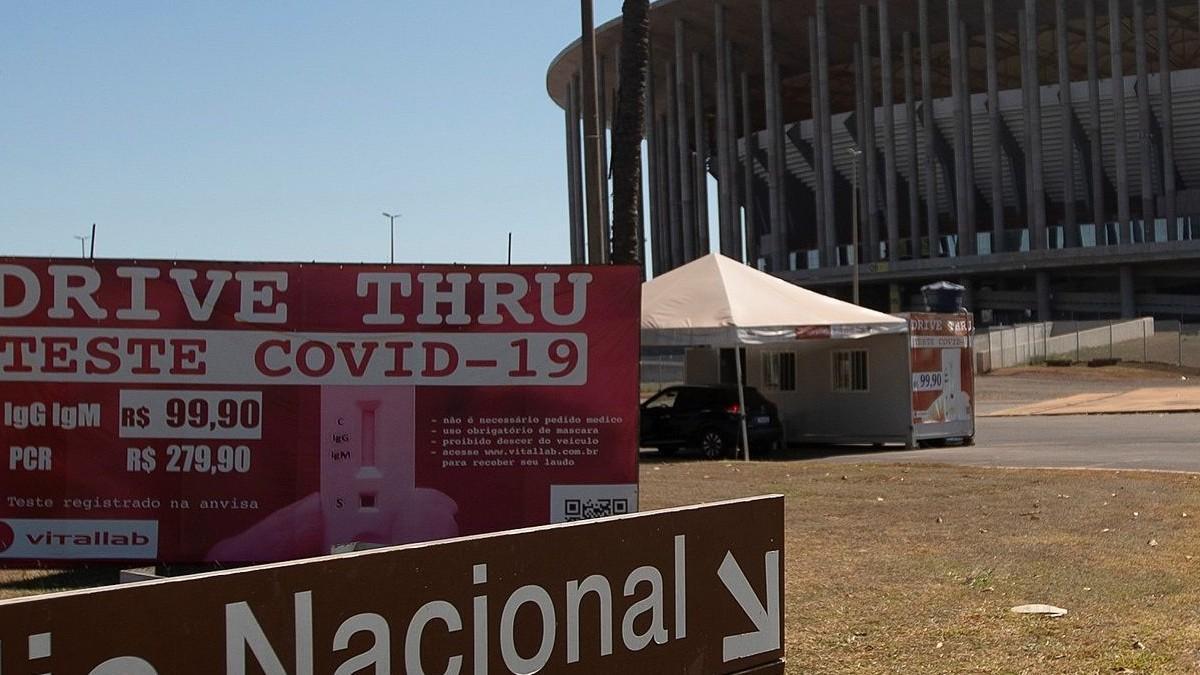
left=0, top=519, right=158, bottom=559
left=0, top=520, right=14, bottom=553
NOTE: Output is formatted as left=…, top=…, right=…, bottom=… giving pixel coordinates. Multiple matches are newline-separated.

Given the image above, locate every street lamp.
left=382, top=212, right=401, bottom=264
left=848, top=147, right=864, bottom=306
left=73, top=234, right=91, bottom=259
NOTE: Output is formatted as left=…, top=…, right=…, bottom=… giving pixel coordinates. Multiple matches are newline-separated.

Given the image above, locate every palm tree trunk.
left=609, top=0, right=650, bottom=266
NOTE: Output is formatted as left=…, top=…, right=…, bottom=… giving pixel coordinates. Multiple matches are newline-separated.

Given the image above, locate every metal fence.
left=975, top=319, right=1200, bottom=372
left=640, top=348, right=686, bottom=398
left=642, top=321, right=1198, bottom=385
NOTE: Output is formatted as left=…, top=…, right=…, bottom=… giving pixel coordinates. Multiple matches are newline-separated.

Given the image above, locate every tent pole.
left=734, top=347, right=751, bottom=461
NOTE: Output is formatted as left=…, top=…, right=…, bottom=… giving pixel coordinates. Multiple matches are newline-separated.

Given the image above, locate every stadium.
left=548, top=0, right=1200, bottom=323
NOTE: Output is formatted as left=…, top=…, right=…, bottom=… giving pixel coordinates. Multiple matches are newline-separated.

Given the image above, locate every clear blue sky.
left=1, top=1, right=634, bottom=265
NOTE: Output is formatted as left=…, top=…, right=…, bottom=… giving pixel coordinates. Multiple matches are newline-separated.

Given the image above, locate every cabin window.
left=718, top=348, right=748, bottom=385
left=832, top=350, right=869, bottom=393
left=762, top=351, right=796, bottom=391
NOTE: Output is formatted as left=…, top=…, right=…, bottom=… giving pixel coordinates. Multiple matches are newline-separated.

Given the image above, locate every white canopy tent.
left=642, top=254, right=907, bottom=346
left=642, top=254, right=909, bottom=457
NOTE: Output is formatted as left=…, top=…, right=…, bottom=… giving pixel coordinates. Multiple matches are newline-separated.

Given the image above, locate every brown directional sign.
left=0, top=495, right=784, bottom=674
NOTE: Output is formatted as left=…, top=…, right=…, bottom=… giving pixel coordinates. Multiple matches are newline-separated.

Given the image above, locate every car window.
left=644, top=389, right=678, bottom=409
left=674, top=389, right=701, bottom=409
left=712, top=388, right=747, bottom=404
left=673, top=389, right=714, bottom=409
left=713, top=389, right=739, bottom=406
left=694, top=389, right=732, bottom=408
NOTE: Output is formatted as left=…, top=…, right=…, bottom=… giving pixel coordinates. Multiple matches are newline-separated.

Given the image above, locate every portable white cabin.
left=680, top=335, right=913, bottom=446
left=642, top=254, right=915, bottom=448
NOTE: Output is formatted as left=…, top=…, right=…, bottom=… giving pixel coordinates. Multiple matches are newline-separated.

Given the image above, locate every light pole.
left=382, top=212, right=401, bottom=264
left=579, top=0, right=605, bottom=264
left=73, top=234, right=91, bottom=259
left=848, top=147, right=863, bottom=305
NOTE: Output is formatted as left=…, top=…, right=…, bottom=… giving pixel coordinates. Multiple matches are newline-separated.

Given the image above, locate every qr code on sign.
left=550, top=484, right=639, bottom=524
left=563, top=498, right=631, bottom=521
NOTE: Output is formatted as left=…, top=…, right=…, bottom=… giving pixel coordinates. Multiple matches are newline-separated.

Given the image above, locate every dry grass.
left=0, top=564, right=223, bottom=601
left=5, top=462, right=1200, bottom=672
left=642, top=459, right=1200, bottom=674
left=0, top=567, right=119, bottom=600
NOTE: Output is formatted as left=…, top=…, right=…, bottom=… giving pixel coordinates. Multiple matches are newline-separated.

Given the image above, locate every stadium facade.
left=548, top=0, right=1200, bottom=323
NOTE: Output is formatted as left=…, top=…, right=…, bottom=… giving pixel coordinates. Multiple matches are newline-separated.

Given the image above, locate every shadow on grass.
left=759, top=444, right=925, bottom=462
left=0, top=567, right=120, bottom=594
left=0, top=563, right=229, bottom=597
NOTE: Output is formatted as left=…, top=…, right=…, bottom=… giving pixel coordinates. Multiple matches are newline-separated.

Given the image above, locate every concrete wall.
left=975, top=318, right=1156, bottom=371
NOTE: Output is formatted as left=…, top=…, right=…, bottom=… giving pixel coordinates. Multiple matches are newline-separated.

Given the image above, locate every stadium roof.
left=546, top=0, right=1197, bottom=123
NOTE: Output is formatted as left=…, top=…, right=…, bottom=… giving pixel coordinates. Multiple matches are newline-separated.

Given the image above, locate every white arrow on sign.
left=718, top=549, right=781, bottom=663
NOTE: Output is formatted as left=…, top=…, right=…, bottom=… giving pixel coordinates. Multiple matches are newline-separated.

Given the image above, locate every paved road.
left=642, top=371, right=1200, bottom=471
left=788, top=413, right=1200, bottom=472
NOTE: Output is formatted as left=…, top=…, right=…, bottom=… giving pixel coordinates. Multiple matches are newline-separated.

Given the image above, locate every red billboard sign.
left=0, top=259, right=641, bottom=563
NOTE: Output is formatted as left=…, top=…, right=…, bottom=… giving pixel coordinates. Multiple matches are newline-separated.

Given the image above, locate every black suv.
left=640, top=385, right=783, bottom=459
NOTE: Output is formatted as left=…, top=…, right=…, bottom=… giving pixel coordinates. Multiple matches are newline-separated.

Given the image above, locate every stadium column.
left=647, top=40, right=665, bottom=276
left=725, top=40, right=742, bottom=261
left=860, top=6, right=881, bottom=263
left=809, top=18, right=828, bottom=268
left=1019, top=12, right=1035, bottom=233
left=598, top=56, right=612, bottom=255
left=919, top=0, right=939, bottom=257
left=1086, top=0, right=1107, bottom=239
left=638, top=151, right=647, bottom=278
left=1110, top=0, right=1132, bottom=244
left=1025, top=0, right=1047, bottom=251
left=1120, top=265, right=1136, bottom=318
left=960, top=22, right=977, bottom=255
left=879, top=0, right=900, bottom=263
left=714, top=2, right=731, bottom=255
left=581, top=0, right=606, bottom=264
left=817, top=0, right=836, bottom=266
left=1134, top=0, right=1156, bottom=242
left=693, top=51, right=710, bottom=255
left=1036, top=271, right=1052, bottom=321
left=985, top=0, right=1004, bottom=253
left=657, top=109, right=674, bottom=269
left=742, top=72, right=758, bottom=265
left=949, top=0, right=969, bottom=257
left=1158, top=0, right=1176, bottom=240
left=674, top=21, right=696, bottom=261
left=772, top=60, right=788, bottom=266
left=666, top=61, right=685, bottom=267
left=567, top=76, right=586, bottom=264
left=903, top=32, right=921, bottom=260
left=854, top=46, right=869, bottom=265
left=762, top=0, right=786, bottom=271
left=1057, top=0, right=1079, bottom=248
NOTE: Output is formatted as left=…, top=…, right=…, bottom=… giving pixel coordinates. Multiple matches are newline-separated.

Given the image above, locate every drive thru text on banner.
left=0, top=259, right=641, bottom=563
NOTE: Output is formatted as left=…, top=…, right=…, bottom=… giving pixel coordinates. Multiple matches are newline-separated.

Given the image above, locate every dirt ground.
left=976, top=364, right=1200, bottom=410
